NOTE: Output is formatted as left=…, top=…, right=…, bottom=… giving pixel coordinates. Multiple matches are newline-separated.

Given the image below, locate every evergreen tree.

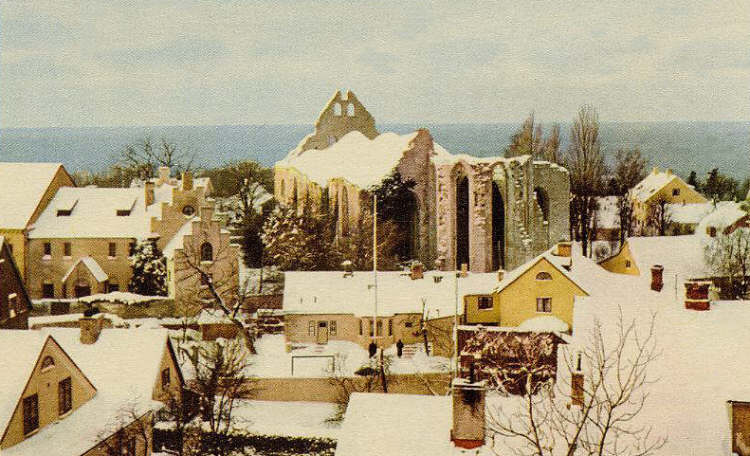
left=687, top=170, right=700, bottom=191
left=128, top=238, right=167, bottom=296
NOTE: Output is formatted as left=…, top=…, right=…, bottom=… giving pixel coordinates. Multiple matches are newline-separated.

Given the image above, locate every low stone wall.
left=248, top=372, right=450, bottom=403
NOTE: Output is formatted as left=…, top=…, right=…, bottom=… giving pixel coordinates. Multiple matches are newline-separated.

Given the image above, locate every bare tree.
left=326, top=353, right=392, bottom=422
left=176, top=233, right=257, bottom=354
left=190, top=338, right=254, bottom=456
left=505, top=114, right=562, bottom=165
left=487, top=309, right=665, bottom=456
left=567, top=106, right=607, bottom=257
left=121, top=137, right=195, bottom=180
left=704, top=228, right=750, bottom=299
left=612, top=148, right=647, bottom=246
left=644, top=195, right=672, bottom=236
left=96, top=401, right=154, bottom=456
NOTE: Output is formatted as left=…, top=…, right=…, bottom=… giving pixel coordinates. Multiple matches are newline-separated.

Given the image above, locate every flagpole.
left=373, top=193, right=378, bottom=346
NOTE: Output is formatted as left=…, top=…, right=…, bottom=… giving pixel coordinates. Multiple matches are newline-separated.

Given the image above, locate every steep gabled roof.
left=0, top=162, right=71, bottom=229
left=61, top=256, right=109, bottom=283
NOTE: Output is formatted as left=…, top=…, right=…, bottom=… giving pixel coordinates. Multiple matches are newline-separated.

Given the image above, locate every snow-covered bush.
left=128, top=238, right=167, bottom=296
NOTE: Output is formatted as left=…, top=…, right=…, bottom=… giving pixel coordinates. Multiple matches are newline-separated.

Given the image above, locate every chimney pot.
left=182, top=171, right=193, bottom=191
left=650, top=265, right=664, bottom=292
left=145, top=181, right=155, bottom=206
left=497, top=269, right=505, bottom=281
left=79, top=316, right=103, bottom=344
left=556, top=241, right=572, bottom=258
left=451, top=379, right=486, bottom=449
left=460, top=263, right=468, bottom=278
left=158, top=166, right=171, bottom=185
left=652, top=166, right=660, bottom=174
left=410, top=262, right=424, bottom=280
left=666, top=168, right=673, bottom=176
left=685, top=280, right=712, bottom=311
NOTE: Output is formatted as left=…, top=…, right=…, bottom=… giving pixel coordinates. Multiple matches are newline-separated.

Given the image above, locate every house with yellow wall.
left=463, top=243, right=589, bottom=333
left=630, top=167, right=707, bottom=229
left=0, top=322, right=183, bottom=456
left=0, top=162, right=75, bottom=279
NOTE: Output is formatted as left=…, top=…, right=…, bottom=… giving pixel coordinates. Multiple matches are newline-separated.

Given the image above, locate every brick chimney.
left=182, top=171, right=193, bottom=191
left=685, top=280, right=712, bottom=311
left=652, top=166, right=659, bottom=174
left=158, top=166, right=171, bottom=185
left=79, top=315, right=103, bottom=344
left=451, top=378, right=486, bottom=449
left=571, top=372, right=584, bottom=406
left=556, top=241, right=572, bottom=258
left=666, top=168, right=673, bottom=176
left=650, top=265, right=664, bottom=292
left=410, top=262, right=424, bottom=280
left=144, top=181, right=155, bottom=206
left=497, top=269, right=505, bottom=281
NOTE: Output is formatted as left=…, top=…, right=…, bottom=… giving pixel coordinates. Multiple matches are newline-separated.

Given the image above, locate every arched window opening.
left=534, top=187, right=550, bottom=222
left=347, top=103, right=355, bottom=116
left=280, top=180, right=285, bottom=198
left=333, top=103, right=342, bottom=116
left=492, top=183, right=505, bottom=270
left=200, top=242, right=213, bottom=262
left=340, top=187, right=350, bottom=237
left=536, top=271, right=553, bottom=281
left=456, top=176, right=470, bottom=270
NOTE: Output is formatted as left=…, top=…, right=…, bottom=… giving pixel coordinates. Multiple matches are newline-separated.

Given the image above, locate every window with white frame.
left=536, top=297, right=552, bottom=313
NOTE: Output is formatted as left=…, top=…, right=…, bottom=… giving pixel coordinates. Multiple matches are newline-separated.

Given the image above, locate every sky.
left=1, top=1, right=749, bottom=128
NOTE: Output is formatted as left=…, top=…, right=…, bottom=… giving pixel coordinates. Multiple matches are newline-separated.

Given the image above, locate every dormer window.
left=57, top=209, right=72, bottom=216
left=41, top=355, right=55, bottom=371
left=116, top=209, right=131, bottom=216
left=56, top=198, right=78, bottom=216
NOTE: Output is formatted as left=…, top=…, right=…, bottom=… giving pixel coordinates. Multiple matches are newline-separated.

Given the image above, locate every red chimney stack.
left=650, top=265, right=664, bottom=292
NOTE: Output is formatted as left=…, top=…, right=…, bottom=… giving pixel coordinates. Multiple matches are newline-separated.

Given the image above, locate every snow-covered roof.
left=696, top=201, right=747, bottom=235
left=493, top=247, right=588, bottom=296
left=517, top=315, right=570, bottom=333
left=277, top=131, right=421, bottom=188
left=61, top=256, right=109, bottom=283
left=336, top=393, right=455, bottom=456
left=1, top=328, right=174, bottom=456
left=28, top=187, right=154, bottom=239
left=0, top=331, right=50, bottom=438
left=283, top=270, right=499, bottom=318
left=631, top=169, right=680, bottom=202
left=162, top=217, right=196, bottom=258
left=0, top=162, right=69, bottom=229
left=623, top=235, right=711, bottom=280
left=77, top=291, right=169, bottom=305
left=570, top=290, right=750, bottom=455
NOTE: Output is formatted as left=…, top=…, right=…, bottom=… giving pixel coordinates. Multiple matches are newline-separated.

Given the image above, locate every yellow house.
left=599, top=235, right=709, bottom=280
left=0, top=323, right=183, bottom=456
left=463, top=245, right=589, bottom=333
left=630, top=167, right=707, bottom=226
left=0, top=163, right=75, bottom=279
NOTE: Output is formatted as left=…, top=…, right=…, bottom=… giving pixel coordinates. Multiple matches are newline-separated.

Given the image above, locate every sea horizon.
left=1, top=120, right=748, bottom=180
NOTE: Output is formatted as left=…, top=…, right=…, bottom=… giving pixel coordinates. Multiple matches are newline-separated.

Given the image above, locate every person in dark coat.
left=396, top=339, right=404, bottom=357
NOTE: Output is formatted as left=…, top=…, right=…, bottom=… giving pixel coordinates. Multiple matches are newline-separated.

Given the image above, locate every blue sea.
left=0, top=122, right=748, bottom=180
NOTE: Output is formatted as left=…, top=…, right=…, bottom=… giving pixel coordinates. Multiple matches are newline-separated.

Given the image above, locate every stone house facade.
left=274, top=91, right=570, bottom=272
left=26, top=170, right=239, bottom=306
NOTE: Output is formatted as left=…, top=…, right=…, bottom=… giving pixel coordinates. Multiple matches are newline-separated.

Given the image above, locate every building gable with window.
left=463, top=245, right=589, bottom=332
left=0, top=325, right=183, bottom=456
left=0, top=162, right=76, bottom=280
left=0, top=236, right=33, bottom=329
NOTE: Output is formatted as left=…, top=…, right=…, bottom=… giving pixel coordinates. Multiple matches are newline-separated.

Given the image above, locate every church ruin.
left=274, top=90, right=570, bottom=272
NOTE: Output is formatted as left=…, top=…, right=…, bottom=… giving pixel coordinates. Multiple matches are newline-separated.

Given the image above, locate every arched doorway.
left=456, top=176, right=470, bottom=270
left=492, top=184, right=505, bottom=270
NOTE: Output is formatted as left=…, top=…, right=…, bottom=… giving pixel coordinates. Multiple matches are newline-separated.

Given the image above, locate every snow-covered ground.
left=248, top=334, right=450, bottom=378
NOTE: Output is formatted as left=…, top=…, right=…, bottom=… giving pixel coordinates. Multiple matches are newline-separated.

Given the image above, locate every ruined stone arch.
left=492, top=182, right=506, bottom=270
left=333, top=103, right=342, bottom=116
left=534, top=187, right=550, bottom=221
left=347, top=103, right=355, bottom=116
left=340, top=186, right=350, bottom=237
